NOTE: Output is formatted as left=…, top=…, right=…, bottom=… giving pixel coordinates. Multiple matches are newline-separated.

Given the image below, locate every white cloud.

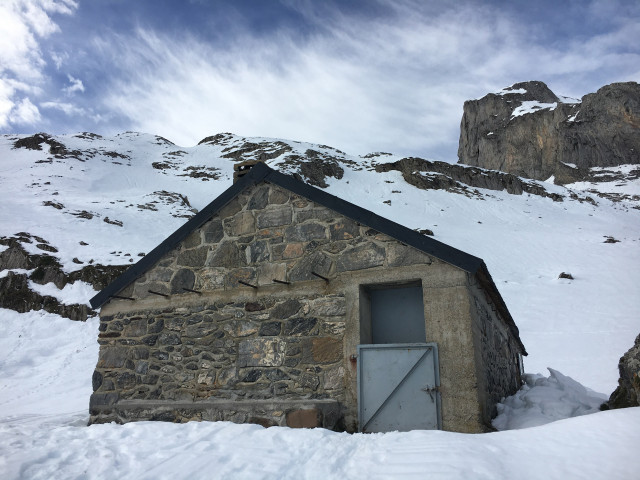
left=62, top=74, right=84, bottom=95
left=50, top=50, right=69, bottom=70
left=8, top=97, right=41, bottom=125
left=40, top=100, right=84, bottom=115
left=0, top=0, right=77, bottom=128
left=95, top=1, right=638, bottom=160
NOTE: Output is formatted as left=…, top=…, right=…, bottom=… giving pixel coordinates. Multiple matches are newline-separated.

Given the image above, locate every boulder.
left=607, top=334, right=640, bottom=409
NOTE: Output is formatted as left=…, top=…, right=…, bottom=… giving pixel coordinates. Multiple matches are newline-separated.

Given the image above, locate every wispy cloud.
left=0, top=0, right=77, bottom=128
left=94, top=0, right=639, bottom=159
left=62, top=74, right=84, bottom=95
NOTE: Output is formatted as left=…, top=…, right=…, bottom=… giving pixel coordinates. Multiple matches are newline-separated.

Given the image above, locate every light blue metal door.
left=357, top=343, right=441, bottom=433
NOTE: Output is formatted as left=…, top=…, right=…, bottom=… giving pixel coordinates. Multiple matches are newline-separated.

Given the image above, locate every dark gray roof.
left=90, top=162, right=525, bottom=354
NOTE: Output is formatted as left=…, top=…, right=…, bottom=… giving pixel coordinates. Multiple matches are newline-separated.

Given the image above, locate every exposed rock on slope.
left=458, top=81, right=640, bottom=184
left=607, top=334, right=640, bottom=409
left=0, top=235, right=128, bottom=321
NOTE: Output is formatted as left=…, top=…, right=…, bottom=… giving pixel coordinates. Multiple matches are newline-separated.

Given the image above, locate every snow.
left=28, top=280, right=97, bottom=306
left=567, top=111, right=579, bottom=122
left=0, top=308, right=638, bottom=480
left=557, top=95, right=581, bottom=104
left=0, top=268, right=33, bottom=279
left=561, top=162, right=577, bottom=169
left=495, top=86, right=527, bottom=95
left=511, top=101, right=557, bottom=118
left=492, top=368, right=607, bottom=430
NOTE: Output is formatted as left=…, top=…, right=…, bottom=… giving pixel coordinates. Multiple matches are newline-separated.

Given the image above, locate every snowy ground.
left=1, top=309, right=638, bottom=480
left=1, top=132, right=639, bottom=478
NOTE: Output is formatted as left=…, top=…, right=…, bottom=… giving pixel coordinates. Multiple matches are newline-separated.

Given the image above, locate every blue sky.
left=1, top=0, right=639, bottom=161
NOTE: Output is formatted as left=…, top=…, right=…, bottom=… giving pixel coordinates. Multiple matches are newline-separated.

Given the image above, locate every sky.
left=0, top=0, right=639, bottom=161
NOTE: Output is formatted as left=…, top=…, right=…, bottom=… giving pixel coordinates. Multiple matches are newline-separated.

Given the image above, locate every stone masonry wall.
left=91, top=294, right=347, bottom=428
left=90, top=181, right=436, bottom=430
left=469, top=283, right=523, bottom=427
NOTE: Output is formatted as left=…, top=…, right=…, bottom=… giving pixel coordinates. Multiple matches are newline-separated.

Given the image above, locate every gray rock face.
left=458, top=81, right=640, bottom=183
left=608, top=334, right=640, bottom=409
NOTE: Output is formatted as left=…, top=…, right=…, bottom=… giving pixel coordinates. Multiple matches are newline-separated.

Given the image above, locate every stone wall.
left=90, top=294, right=347, bottom=428
left=469, top=282, right=523, bottom=427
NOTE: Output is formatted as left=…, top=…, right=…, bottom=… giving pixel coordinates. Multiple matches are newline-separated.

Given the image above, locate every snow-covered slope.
left=0, top=131, right=639, bottom=478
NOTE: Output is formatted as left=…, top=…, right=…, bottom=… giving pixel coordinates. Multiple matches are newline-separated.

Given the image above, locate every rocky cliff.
left=458, top=81, right=640, bottom=184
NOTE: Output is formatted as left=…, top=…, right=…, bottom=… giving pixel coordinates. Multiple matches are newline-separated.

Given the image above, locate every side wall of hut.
left=468, top=281, right=524, bottom=427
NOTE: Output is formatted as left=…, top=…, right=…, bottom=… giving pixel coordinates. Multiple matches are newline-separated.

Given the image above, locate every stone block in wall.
left=257, top=262, right=286, bottom=286
left=170, top=268, right=195, bottom=294
left=336, top=243, right=385, bottom=272
left=223, top=320, right=259, bottom=337
left=134, top=281, right=169, bottom=300
left=225, top=267, right=257, bottom=289
left=256, top=206, right=293, bottom=228
left=177, top=247, right=209, bottom=267
left=246, top=240, right=269, bottom=264
left=259, top=321, right=282, bottom=336
left=323, top=366, right=345, bottom=390
left=97, top=346, right=129, bottom=368
left=284, top=317, right=318, bottom=336
left=296, top=207, right=336, bottom=223
left=269, top=187, right=289, bottom=204
left=311, top=337, right=342, bottom=364
left=286, top=408, right=321, bottom=428
left=288, top=251, right=332, bottom=282
left=387, top=244, right=433, bottom=267
left=299, top=373, right=320, bottom=390
left=247, top=185, right=269, bottom=210
left=199, top=268, right=225, bottom=290
left=285, top=223, right=327, bottom=242
left=329, top=219, right=360, bottom=241
left=224, top=212, right=255, bottom=237
left=271, top=242, right=302, bottom=260
left=217, top=197, right=242, bottom=218
left=123, top=318, right=147, bottom=337
left=272, top=299, right=302, bottom=319
left=238, top=338, right=286, bottom=367
left=146, top=268, right=173, bottom=282
left=216, top=366, right=238, bottom=386
left=323, top=321, right=346, bottom=335
left=183, top=230, right=202, bottom=248
left=203, top=219, right=224, bottom=243
left=208, top=242, right=245, bottom=268
left=185, top=323, right=219, bottom=338
left=310, top=296, right=346, bottom=316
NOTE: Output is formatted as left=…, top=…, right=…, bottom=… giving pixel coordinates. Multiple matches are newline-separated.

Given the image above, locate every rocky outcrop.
left=607, top=334, right=640, bottom=409
left=374, top=157, right=570, bottom=201
left=458, top=81, right=640, bottom=183
left=0, top=234, right=128, bottom=320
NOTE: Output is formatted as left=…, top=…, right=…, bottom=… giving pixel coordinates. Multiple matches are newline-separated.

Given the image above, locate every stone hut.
left=89, top=162, right=526, bottom=433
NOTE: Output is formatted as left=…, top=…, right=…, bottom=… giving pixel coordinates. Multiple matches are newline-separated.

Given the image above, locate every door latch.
left=421, top=384, right=439, bottom=401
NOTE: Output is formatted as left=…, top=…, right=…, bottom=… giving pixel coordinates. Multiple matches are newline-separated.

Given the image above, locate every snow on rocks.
left=27, top=280, right=97, bottom=306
